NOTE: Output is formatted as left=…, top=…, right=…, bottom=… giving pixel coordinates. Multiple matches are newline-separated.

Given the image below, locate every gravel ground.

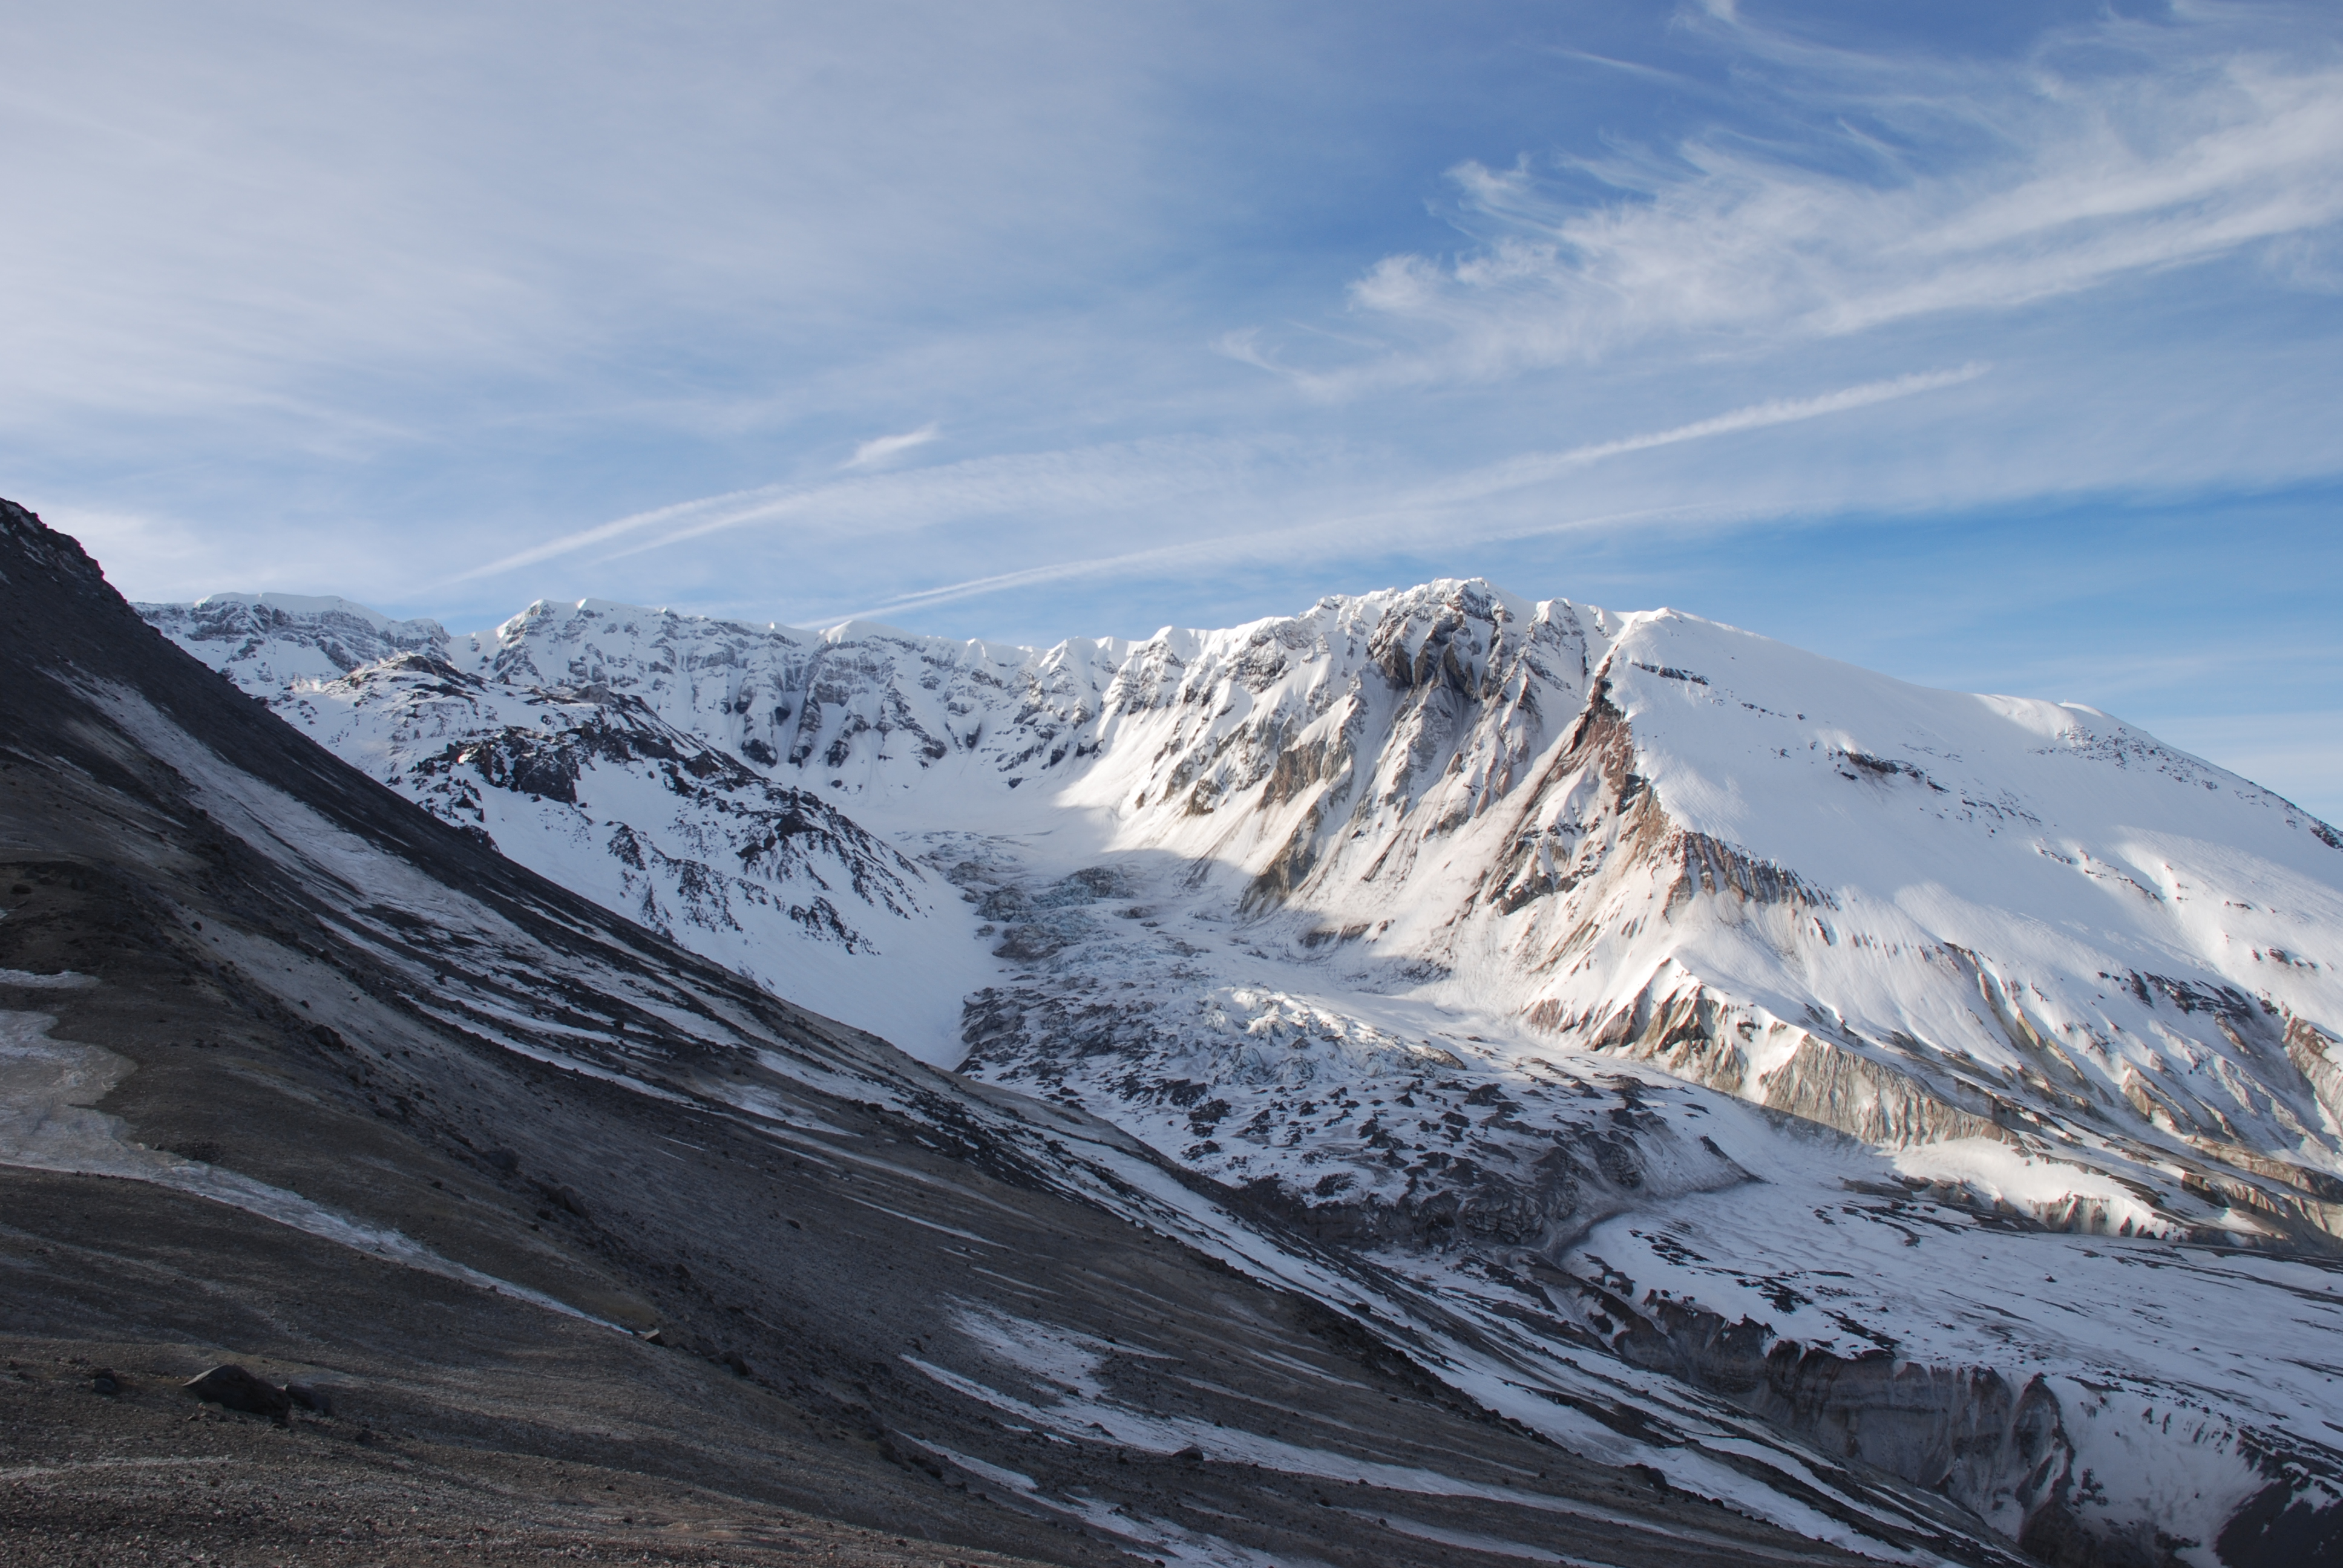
left=1, top=1342, right=1047, bottom=1568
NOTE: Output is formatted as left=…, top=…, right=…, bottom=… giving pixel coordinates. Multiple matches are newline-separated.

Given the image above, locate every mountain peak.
left=123, top=549, right=2343, bottom=1560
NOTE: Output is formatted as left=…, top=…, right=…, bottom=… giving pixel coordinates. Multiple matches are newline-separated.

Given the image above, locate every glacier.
left=139, top=579, right=2343, bottom=1565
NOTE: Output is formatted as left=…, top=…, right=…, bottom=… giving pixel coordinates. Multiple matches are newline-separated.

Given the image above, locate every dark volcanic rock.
left=284, top=1382, right=336, bottom=1416
left=184, top=1364, right=290, bottom=1418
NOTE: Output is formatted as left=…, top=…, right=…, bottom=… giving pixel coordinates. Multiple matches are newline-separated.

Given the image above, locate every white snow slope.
left=140, top=580, right=2343, bottom=1567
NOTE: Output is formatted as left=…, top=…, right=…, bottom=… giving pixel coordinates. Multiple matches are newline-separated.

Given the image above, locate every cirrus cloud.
left=845, top=423, right=940, bottom=468
left=1234, top=11, right=2343, bottom=394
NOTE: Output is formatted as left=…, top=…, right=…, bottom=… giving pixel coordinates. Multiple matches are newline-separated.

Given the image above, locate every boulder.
left=184, top=1364, right=290, bottom=1418
left=537, top=1181, right=589, bottom=1217
left=284, top=1382, right=335, bottom=1416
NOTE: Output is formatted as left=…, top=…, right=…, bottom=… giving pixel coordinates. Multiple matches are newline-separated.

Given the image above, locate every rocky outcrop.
left=184, top=1364, right=292, bottom=1419
left=1591, top=1285, right=2343, bottom=1568
left=2287, top=1015, right=2343, bottom=1126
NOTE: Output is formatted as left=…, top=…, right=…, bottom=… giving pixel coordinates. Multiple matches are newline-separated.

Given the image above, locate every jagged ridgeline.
left=124, top=547, right=2343, bottom=1562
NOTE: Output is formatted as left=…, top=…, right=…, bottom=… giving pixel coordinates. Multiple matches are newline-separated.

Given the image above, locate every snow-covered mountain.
left=138, top=592, right=964, bottom=1053
left=141, top=580, right=2343, bottom=1565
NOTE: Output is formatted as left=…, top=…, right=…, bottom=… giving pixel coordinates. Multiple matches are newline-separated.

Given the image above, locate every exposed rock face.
left=1596, top=1285, right=2343, bottom=1568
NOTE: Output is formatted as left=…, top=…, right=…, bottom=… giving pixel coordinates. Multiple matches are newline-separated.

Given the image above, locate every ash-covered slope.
left=134, top=577, right=2343, bottom=1565
left=11, top=504, right=2021, bottom=1567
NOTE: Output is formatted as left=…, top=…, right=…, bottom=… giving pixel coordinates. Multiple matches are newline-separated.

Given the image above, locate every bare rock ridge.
left=76, top=527, right=2343, bottom=1563
left=3, top=510, right=2025, bottom=1564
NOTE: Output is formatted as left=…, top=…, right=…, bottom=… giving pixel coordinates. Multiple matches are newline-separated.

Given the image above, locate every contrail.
left=829, top=363, right=1990, bottom=621
left=442, top=362, right=1985, bottom=605
left=1455, top=362, right=1990, bottom=498
left=440, top=482, right=795, bottom=586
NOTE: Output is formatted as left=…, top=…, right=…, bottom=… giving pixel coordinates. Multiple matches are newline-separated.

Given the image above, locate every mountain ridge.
left=11, top=501, right=1988, bottom=1566
left=123, top=564, right=2343, bottom=1563
left=138, top=580, right=2343, bottom=1230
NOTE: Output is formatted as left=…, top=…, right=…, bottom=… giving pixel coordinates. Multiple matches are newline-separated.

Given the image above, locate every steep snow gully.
left=138, top=577, right=2343, bottom=1564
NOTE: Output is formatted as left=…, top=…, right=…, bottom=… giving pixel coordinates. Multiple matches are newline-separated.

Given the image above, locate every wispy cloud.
left=823, top=365, right=1982, bottom=621
left=442, top=484, right=791, bottom=585
left=0, top=4, right=1183, bottom=451
left=821, top=500, right=1709, bottom=627
left=16, top=0, right=2342, bottom=812
left=439, top=436, right=1274, bottom=588
left=844, top=423, right=939, bottom=468
left=1436, top=364, right=1988, bottom=503
left=1234, top=16, right=2343, bottom=393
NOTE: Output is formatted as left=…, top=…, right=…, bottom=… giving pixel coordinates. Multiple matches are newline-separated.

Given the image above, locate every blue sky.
left=5, top=0, right=2340, bottom=814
